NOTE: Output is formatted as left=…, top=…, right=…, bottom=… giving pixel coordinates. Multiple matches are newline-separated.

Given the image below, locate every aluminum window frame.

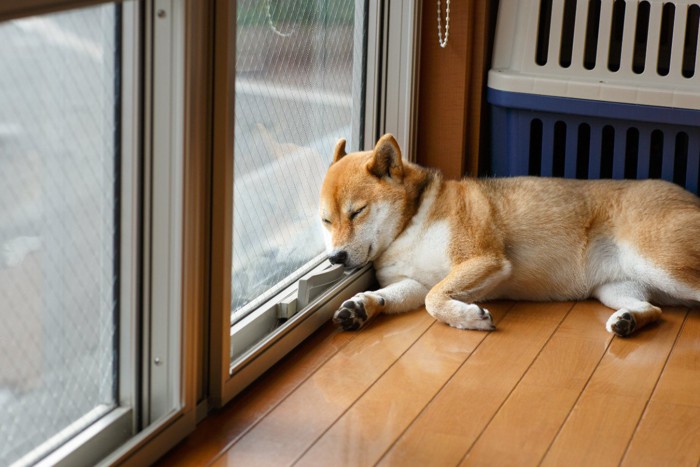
left=143, top=0, right=186, bottom=424
left=104, top=0, right=205, bottom=463
left=367, top=0, right=421, bottom=156
left=383, top=0, right=421, bottom=158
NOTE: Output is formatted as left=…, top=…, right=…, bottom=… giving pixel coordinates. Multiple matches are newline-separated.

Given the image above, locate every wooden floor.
left=159, top=301, right=700, bottom=466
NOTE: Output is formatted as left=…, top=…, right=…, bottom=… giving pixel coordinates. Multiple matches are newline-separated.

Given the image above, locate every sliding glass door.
left=0, top=4, right=128, bottom=464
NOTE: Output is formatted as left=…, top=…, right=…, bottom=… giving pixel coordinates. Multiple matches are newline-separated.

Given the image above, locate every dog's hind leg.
left=594, top=281, right=662, bottom=337
left=333, top=278, right=428, bottom=331
left=425, top=256, right=511, bottom=331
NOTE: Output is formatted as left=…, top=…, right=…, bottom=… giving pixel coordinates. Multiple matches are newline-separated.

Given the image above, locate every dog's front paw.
left=333, top=299, right=368, bottom=331
left=332, top=292, right=384, bottom=331
left=606, top=309, right=637, bottom=337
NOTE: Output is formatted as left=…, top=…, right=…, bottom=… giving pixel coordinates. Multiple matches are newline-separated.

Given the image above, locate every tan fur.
left=320, top=134, right=700, bottom=336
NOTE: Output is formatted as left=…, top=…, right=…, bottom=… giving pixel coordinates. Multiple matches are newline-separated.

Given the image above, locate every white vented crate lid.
left=489, top=0, right=700, bottom=110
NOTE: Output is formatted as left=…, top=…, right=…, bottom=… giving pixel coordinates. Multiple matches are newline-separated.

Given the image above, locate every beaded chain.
left=437, top=0, right=451, bottom=48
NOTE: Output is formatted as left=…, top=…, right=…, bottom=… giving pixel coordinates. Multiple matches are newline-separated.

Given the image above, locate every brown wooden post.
left=416, top=0, right=494, bottom=179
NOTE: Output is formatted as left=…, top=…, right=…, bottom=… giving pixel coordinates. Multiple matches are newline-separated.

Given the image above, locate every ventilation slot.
left=658, top=3, right=676, bottom=76
left=553, top=121, right=567, bottom=176
left=633, top=2, right=651, bottom=74
left=584, top=0, right=602, bottom=69
left=649, top=130, right=664, bottom=178
left=529, top=119, right=543, bottom=175
left=601, top=126, right=615, bottom=178
left=576, top=123, right=591, bottom=179
left=608, top=0, right=626, bottom=72
left=536, top=0, right=554, bottom=65
left=674, top=132, right=689, bottom=186
left=560, top=0, right=578, bottom=67
left=625, top=128, right=639, bottom=178
left=493, top=113, right=700, bottom=194
left=683, top=5, right=700, bottom=78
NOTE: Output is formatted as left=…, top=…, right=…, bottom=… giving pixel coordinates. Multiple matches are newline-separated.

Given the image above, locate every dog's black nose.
left=328, top=250, right=348, bottom=265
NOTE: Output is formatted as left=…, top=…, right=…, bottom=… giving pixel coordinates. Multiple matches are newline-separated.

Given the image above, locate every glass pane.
left=232, top=0, right=364, bottom=322
left=0, top=5, right=119, bottom=464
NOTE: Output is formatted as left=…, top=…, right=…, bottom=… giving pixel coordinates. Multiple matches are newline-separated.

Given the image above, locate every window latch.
left=276, top=263, right=346, bottom=320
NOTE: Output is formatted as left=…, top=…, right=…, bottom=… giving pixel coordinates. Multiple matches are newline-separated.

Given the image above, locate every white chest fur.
left=373, top=186, right=452, bottom=289
left=375, top=221, right=452, bottom=288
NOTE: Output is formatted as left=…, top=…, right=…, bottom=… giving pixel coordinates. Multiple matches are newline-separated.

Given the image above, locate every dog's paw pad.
left=333, top=299, right=368, bottom=331
left=606, top=310, right=637, bottom=337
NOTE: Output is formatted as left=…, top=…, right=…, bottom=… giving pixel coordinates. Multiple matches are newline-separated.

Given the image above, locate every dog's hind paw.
left=606, top=309, right=637, bottom=337
left=447, top=305, right=495, bottom=332
left=333, top=298, right=369, bottom=331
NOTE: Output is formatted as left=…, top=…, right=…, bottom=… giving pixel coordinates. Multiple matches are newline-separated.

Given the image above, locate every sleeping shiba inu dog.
left=319, top=134, right=700, bottom=337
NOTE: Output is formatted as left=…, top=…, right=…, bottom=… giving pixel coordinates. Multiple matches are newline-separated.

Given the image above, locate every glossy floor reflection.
left=159, top=301, right=700, bottom=467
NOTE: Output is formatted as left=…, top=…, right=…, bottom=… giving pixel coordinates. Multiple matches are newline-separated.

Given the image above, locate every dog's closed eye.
left=350, top=206, right=366, bottom=220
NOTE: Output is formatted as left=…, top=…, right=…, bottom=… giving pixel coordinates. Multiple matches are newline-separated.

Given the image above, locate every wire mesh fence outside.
left=231, top=0, right=362, bottom=322
left=0, top=5, right=119, bottom=464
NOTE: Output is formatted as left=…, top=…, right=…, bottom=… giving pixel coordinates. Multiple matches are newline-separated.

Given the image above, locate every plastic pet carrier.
left=488, top=0, right=700, bottom=194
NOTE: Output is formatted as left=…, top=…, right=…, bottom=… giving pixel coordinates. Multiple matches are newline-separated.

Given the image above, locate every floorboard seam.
left=617, top=308, right=690, bottom=466
left=373, top=302, right=517, bottom=465
left=456, top=302, right=576, bottom=465
left=290, top=318, right=438, bottom=466
left=537, top=318, right=616, bottom=466
left=206, top=323, right=363, bottom=466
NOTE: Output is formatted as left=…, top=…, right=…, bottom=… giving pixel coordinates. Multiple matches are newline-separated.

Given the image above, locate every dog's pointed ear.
left=367, top=134, right=403, bottom=180
left=332, top=138, right=347, bottom=163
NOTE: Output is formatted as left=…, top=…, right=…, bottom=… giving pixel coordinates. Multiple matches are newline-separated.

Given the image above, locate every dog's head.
left=319, top=134, right=410, bottom=268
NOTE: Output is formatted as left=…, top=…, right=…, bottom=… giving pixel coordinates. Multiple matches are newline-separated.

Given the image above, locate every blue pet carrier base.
left=488, top=88, right=700, bottom=194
